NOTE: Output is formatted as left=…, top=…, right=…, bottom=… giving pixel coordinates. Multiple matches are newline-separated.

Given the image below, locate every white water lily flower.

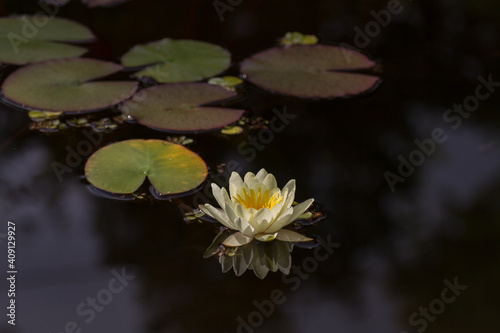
left=199, top=169, right=314, bottom=247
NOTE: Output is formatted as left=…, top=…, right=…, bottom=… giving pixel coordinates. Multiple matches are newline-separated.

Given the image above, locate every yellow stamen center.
left=234, top=188, right=283, bottom=210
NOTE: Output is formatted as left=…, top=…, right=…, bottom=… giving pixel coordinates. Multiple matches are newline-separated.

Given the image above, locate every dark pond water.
left=1, top=0, right=500, bottom=332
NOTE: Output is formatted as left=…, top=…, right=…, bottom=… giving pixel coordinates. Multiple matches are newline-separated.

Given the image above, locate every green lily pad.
left=120, top=38, right=231, bottom=83
left=240, top=44, right=380, bottom=98
left=121, top=83, right=244, bottom=132
left=1, top=58, right=138, bottom=113
left=85, top=139, right=208, bottom=194
left=0, top=16, right=95, bottom=65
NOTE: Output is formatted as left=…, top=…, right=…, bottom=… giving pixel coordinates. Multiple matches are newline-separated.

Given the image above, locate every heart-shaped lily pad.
left=120, top=38, right=231, bottom=83
left=0, top=16, right=95, bottom=65
left=240, top=45, right=380, bottom=98
left=85, top=139, right=208, bottom=194
left=1, top=58, right=138, bottom=113
left=121, top=83, right=244, bottom=132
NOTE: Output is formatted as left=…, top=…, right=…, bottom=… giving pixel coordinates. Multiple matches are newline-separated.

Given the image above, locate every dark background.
left=0, top=0, right=499, bottom=332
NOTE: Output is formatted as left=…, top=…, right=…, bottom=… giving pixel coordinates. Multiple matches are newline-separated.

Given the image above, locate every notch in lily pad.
left=120, top=38, right=231, bottom=83
left=240, top=44, right=380, bottom=98
left=0, top=15, right=95, bottom=65
left=85, top=139, right=208, bottom=195
left=121, top=83, right=244, bottom=133
left=1, top=58, right=138, bottom=113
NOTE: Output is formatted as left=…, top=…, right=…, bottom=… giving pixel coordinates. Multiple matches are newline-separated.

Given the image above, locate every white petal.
left=282, top=179, right=296, bottom=197
left=233, top=182, right=251, bottom=204
left=287, top=198, right=314, bottom=224
left=255, top=232, right=278, bottom=242
left=276, top=229, right=313, bottom=242
left=222, top=232, right=254, bottom=247
left=219, top=188, right=238, bottom=222
left=270, top=199, right=285, bottom=219
left=234, top=203, right=252, bottom=222
left=199, top=204, right=237, bottom=230
left=282, top=187, right=296, bottom=210
left=234, top=217, right=256, bottom=236
left=211, top=183, right=226, bottom=209
left=265, top=207, right=294, bottom=233
left=262, top=173, right=278, bottom=191
left=244, top=172, right=259, bottom=190
left=249, top=208, right=273, bottom=233
left=246, top=207, right=258, bottom=218
left=229, top=172, right=243, bottom=199
left=255, top=169, right=269, bottom=182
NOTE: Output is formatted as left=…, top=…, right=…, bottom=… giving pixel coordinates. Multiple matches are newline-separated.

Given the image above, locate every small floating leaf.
left=28, top=111, right=63, bottom=121
left=121, top=38, right=231, bottom=83
left=1, top=58, right=138, bottom=113
left=121, top=83, right=244, bottom=133
left=85, top=139, right=208, bottom=194
left=221, top=125, right=243, bottom=135
left=208, top=76, right=243, bottom=91
left=0, top=16, right=95, bottom=65
left=240, top=44, right=380, bottom=98
left=279, top=32, right=319, bottom=46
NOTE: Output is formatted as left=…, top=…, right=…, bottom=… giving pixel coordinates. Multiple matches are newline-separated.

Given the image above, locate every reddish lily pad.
left=1, top=58, right=138, bottom=113
left=0, top=16, right=95, bottom=65
left=42, top=0, right=129, bottom=6
left=84, top=0, right=130, bottom=7
left=121, top=83, right=244, bottom=133
left=85, top=139, right=208, bottom=194
left=240, top=44, right=380, bottom=98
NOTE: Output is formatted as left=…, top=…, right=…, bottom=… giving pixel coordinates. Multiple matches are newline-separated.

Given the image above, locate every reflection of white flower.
left=199, top=169, right=314, bottom=247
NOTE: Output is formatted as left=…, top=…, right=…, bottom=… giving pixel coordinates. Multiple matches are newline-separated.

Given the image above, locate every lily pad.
left=240, top=44, right=380, bottom=98
left=0, top=16, right=95, bottom=65
left=42, top=0, right=129, bottom=7
left=85, top=139, right=208, bottom=194
left=120, top=38, right=231, bottom=83
left=84, top=0, right=130, bottom=7
left=121, top=83, right=244, bottom=132
left=1, top=58, right=138, bottom=113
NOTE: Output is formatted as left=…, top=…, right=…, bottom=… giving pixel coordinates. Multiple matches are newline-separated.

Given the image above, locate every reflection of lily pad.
left=85, top=139, right=208, bottom=194
left=0, top=16, right=95, bottom=65
left=1, top=58, right=138, bottom=113
left=240, top=45, right=380, bottom=98
left=121, top=38, right=231, bottom=83
left=121, top=83, right=244, bottom=132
